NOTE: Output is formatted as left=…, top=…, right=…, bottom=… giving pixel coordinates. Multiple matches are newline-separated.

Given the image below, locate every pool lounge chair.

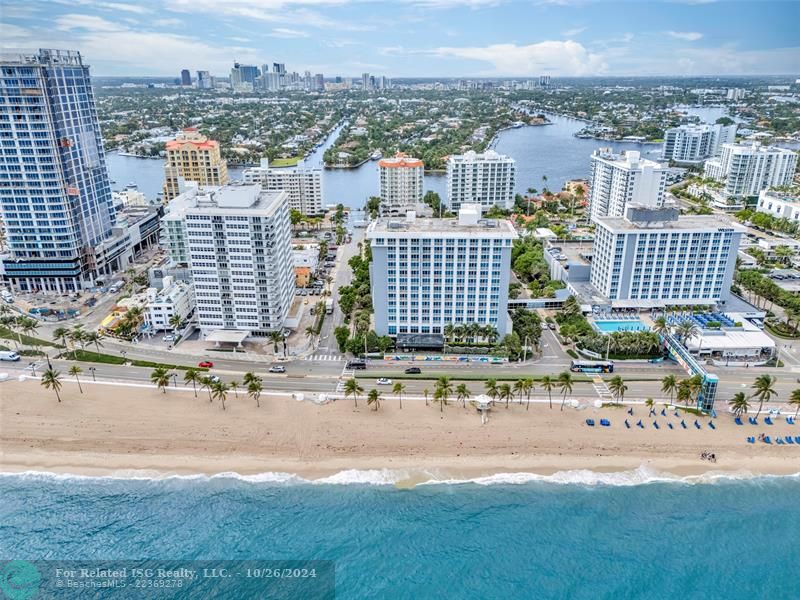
left=585, top=419, right=595, bottom=427
left=735, top=417, right=743, bottom=426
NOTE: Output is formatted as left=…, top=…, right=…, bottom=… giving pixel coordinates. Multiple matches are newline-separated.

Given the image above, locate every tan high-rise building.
left=162, top=128, right=229, bottom=201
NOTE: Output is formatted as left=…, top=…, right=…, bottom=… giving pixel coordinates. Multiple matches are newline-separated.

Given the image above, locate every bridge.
left=662, top=333, right=718, bottom=412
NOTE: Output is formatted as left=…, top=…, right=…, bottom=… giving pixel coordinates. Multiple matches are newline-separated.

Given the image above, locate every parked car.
left=376, top=378, right=392, bottom=385
left=346, top=360, right=367, bottom=370
left=209, top=375, right=221, bottom=383
left=404, top=367, right=421, bottom=374
left=198, top=361, right=214, bottom=368
left=163, top=334, right=176, bottom=342
left=548, top=322, right=557, bottom=330
left=269, top=365, right=286, bottom=373
left=0, top=351, right=20, bottom=361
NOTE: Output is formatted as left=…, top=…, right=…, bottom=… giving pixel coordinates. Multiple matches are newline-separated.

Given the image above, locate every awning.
left=205, top=329, right=250, bottom=344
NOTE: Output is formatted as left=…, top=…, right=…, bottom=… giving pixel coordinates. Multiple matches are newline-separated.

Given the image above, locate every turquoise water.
left=2, top=471, right=800, bottom=599
left=593, top=319, right=648, bottom=333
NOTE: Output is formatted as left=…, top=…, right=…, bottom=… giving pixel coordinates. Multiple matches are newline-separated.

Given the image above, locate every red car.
left=198, top=361, right=214, bottom=368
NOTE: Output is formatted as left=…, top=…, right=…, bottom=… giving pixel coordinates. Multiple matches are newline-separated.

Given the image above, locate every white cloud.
left=268, top=28, right=310, bottom=38
left=562, top=26, right=586, bottom=37
left=97, top=2, right=151, bottom=14
left=430, top=40, right=607, bottom=76
left=152, top=18, right=183, bottom=27
left=55, top=14, right=125, bottom=32
left=665, top=31, right=703, bottom=41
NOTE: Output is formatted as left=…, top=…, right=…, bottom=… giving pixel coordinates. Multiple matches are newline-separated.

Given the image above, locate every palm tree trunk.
left=756, top=399, right=763, bottom=418
left=56, top=389, right=61, bottom=402
left=76, top=376, right=82, bottom=394
left=548, top=392, right=552, bottom=410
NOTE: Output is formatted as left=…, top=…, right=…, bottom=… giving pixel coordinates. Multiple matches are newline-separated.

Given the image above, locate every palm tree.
left=728, top=392, right=750, bottom=418
left=211, top=380, right=229, bottom=410
left=675, top=320, right=700, bottom=345
left=40, top=368, right=63, bottom=402
left=687, top=374, right=703, bottom=407
left=608, top=376, right=627, bottom=404
left=367, top=388, right=381, bottom=411
left=523, top=377, right=535, bottom=410
left=19, top=316, right=39, bottom=348
left=750, top=374, right=777, bottom=418
left=433, top=386, right=447, bottom=412
left=268, top=331, right=283, bottom=354
left=677, top=379, right=692, bottom=406
left=184, top=368, right=201, bottom=397
left=83, top=331, right=103, bottom=353
left=484, top=378, right=499, bottom=403
left=343, top=377, right=363, bottom=408
left=168, top=314, right=182, bottom=331
left=305, top=326, right=316, bottom=342
left=200, top=376, right=213, bottom=402
left=513, top=379, right=526, bottom=406
left=229, top=380, right=240, bottom=399
left=69, top=365, right=83, bottom=394
left=423, top=387, right=429, bottom=406
left=443, top=323, right=455, bottom=343
left=456, top=383, right=470, bottom=408
left=52, top=326, right=70, bottom=350
left=436, top=376, right=453, bottom=407
left=392, top=382, right=406, bottom=409
left=539, top=375, right=555, bottom=409
left=652, top=316, right=668, bottom=337
left=498, top=383, right=513, bottom=409
left=557, top=371, right=574, bottom=411
left=151, top=367, right=170, bottom=394
left=645, top=398, right=654, bottom=413
left=69, top=326, right=85, bottom=358
left=789, top=389, right=800, bottom=419
left=661, top=375, right=678, bottom=406
left=248, top=379, right=263, bottom=407
left=484, top=325, right=499, bottom=345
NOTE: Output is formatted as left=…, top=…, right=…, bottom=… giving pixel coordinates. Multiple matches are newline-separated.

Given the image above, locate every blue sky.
left=1, top=0, right=798, bottom=77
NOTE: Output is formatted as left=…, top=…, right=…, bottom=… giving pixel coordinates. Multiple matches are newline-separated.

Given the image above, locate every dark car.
left=346, top=360, right=367, bottom=370
left=404, top=367, right=421, bottom=374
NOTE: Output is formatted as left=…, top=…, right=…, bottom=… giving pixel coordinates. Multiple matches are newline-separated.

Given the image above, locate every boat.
left=370, top=150, right=383, bottom=160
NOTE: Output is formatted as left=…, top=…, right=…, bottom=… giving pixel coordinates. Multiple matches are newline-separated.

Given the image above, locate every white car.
left=376, top=378, right=392, bottom=385
left=163, top=334, right=176, bottom=342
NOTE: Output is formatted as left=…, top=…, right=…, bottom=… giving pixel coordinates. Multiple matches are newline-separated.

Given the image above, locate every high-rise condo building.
left=588, top=149, right=668, bottom=220
left=180, top=69, right=191, bottom=86
left=704, top=143, right=798, bottom=198
left=165, top=184, right=294, bottom=338
left=163, top=128, right=229, bottom=201
left=367, top=205, right=518, bottom=337
left=362, top=72, right=371, bottom=91
left=242, top=159, right=324, bottom=215
left=446, top=150, right=516, bottom=212
left=196, top=70, right=212, bottom=89
left=0, top=49, right=116, bottom=292
left=661, top=123, right=737, bottom=164
left=314, top=74, right=324, bottom=92
left=378, top=153, right=425, bottom=217
left=230, top=63, right=259, bottom=89
left=590, top=206, right=740, bottom=306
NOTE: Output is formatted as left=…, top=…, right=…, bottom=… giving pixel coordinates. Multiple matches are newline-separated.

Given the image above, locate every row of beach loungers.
left=747, top=436, right=800, bottom=445
left=585, top=418, right=716, bottom=430
left=735, top=416, right=796, bottom=425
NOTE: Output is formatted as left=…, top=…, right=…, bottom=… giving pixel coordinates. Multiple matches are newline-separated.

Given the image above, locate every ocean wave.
left=2, top=466, right=799, bottom=488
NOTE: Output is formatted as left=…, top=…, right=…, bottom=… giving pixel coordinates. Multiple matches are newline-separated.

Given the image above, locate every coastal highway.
left=8, top=358, right=799, bottom=406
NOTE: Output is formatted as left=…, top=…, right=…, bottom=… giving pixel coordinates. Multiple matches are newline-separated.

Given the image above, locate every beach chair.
left=786, top=437, right=794, bottom=444
left=764, top=436, right=772, bottom=444
left=680, top=420, right=687, bottom=429
left=668, top=423, right=674, bottom=429
left=749, top=417, right=758, bottom=425
left=747, top=437, right=755, bottom=444
left=627, top=407, right=634, bottom=416
left=709, top=421, right=716, bottom=430
left=776, top=438, right=785, bottom=445
left=795, top=437, right=800, bottom=444
left=765, top=417, right=773, bottom=425
left=735, top=417, right=743, bottom=426
left=660, top=409, right=666, bottom=417
left=787, top=417, right=795, bottom=425
left=600, top=419, right=611, bottom=427
left=653, top=421, right=659, bottom=430
left=694, top=420, right=701, bottom=430
left=624, top=419, right=630, bottom=429
left=636, top=420, right=644, bottom=429
left=585, top=419, right=595, bottom=427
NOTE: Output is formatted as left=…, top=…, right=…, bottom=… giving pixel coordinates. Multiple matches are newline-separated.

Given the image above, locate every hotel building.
left=446, top=150, right=516, bottom=212
left=590, top=206, right=741, bottom=306
left=242, top=159, right=323, bottom=215
left=0, top=49, right=117, bottom=292
left=661, top=123, right=737, bottom=164
left=704, top=143, right=797, bottom=198
left=756, top=189, right=800, bottom=221
left=378, top=153, right=424, bottom=216
left=165, top=184, right=294, bottom=338
left=367, top=205, right=518, bottom=337
left=163, top=128, right=229, bottom=201
left=588, top=149, right=668, bottom=220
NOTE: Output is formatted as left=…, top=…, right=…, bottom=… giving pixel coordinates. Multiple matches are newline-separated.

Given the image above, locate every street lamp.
left=28, top=362, right=37, bottom=377
left=172, top=372, right=178, bottom=387
left=89, top=367, right=96, bottom=382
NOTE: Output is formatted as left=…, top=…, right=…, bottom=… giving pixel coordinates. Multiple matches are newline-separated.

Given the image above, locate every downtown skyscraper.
left=0, top=49, right=115, bottom=292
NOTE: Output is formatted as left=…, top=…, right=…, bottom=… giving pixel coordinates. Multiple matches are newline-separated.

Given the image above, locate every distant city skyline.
left=1, top=0, right=798, bottom=78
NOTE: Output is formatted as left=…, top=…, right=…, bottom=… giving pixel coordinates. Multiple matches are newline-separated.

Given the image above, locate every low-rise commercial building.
left=144, top=276, right=195, bottom=332
left=755, top=189, right=800, bottom=221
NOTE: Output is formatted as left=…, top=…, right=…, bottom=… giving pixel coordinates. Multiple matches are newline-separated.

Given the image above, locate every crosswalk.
left=592, top=375, right=615, bottom=403
left=305, top=353, right=344, bottom=362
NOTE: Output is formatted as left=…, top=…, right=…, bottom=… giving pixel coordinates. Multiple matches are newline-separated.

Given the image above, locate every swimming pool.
left=593, top=319, right=648, bottom=333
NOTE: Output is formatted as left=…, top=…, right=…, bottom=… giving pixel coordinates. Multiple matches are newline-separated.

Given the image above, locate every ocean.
left=1, top=469, right=799, bottom=599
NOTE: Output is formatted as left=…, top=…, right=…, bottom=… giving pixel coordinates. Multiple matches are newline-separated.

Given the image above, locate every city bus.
left=570, top=360, right=614, bottom=373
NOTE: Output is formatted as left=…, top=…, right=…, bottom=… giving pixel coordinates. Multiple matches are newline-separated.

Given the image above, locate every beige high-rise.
left=162, top=128, right=229, bottom=201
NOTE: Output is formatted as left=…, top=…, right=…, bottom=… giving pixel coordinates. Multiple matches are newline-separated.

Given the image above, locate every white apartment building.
left=446, top=150, right=516, bottom=212
left=378, top=153, right=425, bottom=216
left=366, top=205, right=518, bottom=337
left=756, top=189, right=800, bottom=221
left=588, top=149, right=668, bottom=220
left=179, top=184, right=294, bottom=338
left=144, top=276, right=195, bottom=332
left=704, top=143, right=798, bottom=198
left=242, top=159, right=324, bottom=215
left=591, top=206, right=741, bottom=306
left=661, top=123, right=737, bottom=164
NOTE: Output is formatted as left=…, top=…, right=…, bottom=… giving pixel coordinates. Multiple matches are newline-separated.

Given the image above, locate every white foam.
left=2, top=467, right=798, bottom=487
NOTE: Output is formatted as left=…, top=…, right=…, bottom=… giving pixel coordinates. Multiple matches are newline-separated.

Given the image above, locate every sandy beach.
left=1, top=378, right=798, bottom=481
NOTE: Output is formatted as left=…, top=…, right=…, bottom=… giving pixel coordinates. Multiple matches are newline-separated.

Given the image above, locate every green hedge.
left=65, top=349, right=205, bottom=371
